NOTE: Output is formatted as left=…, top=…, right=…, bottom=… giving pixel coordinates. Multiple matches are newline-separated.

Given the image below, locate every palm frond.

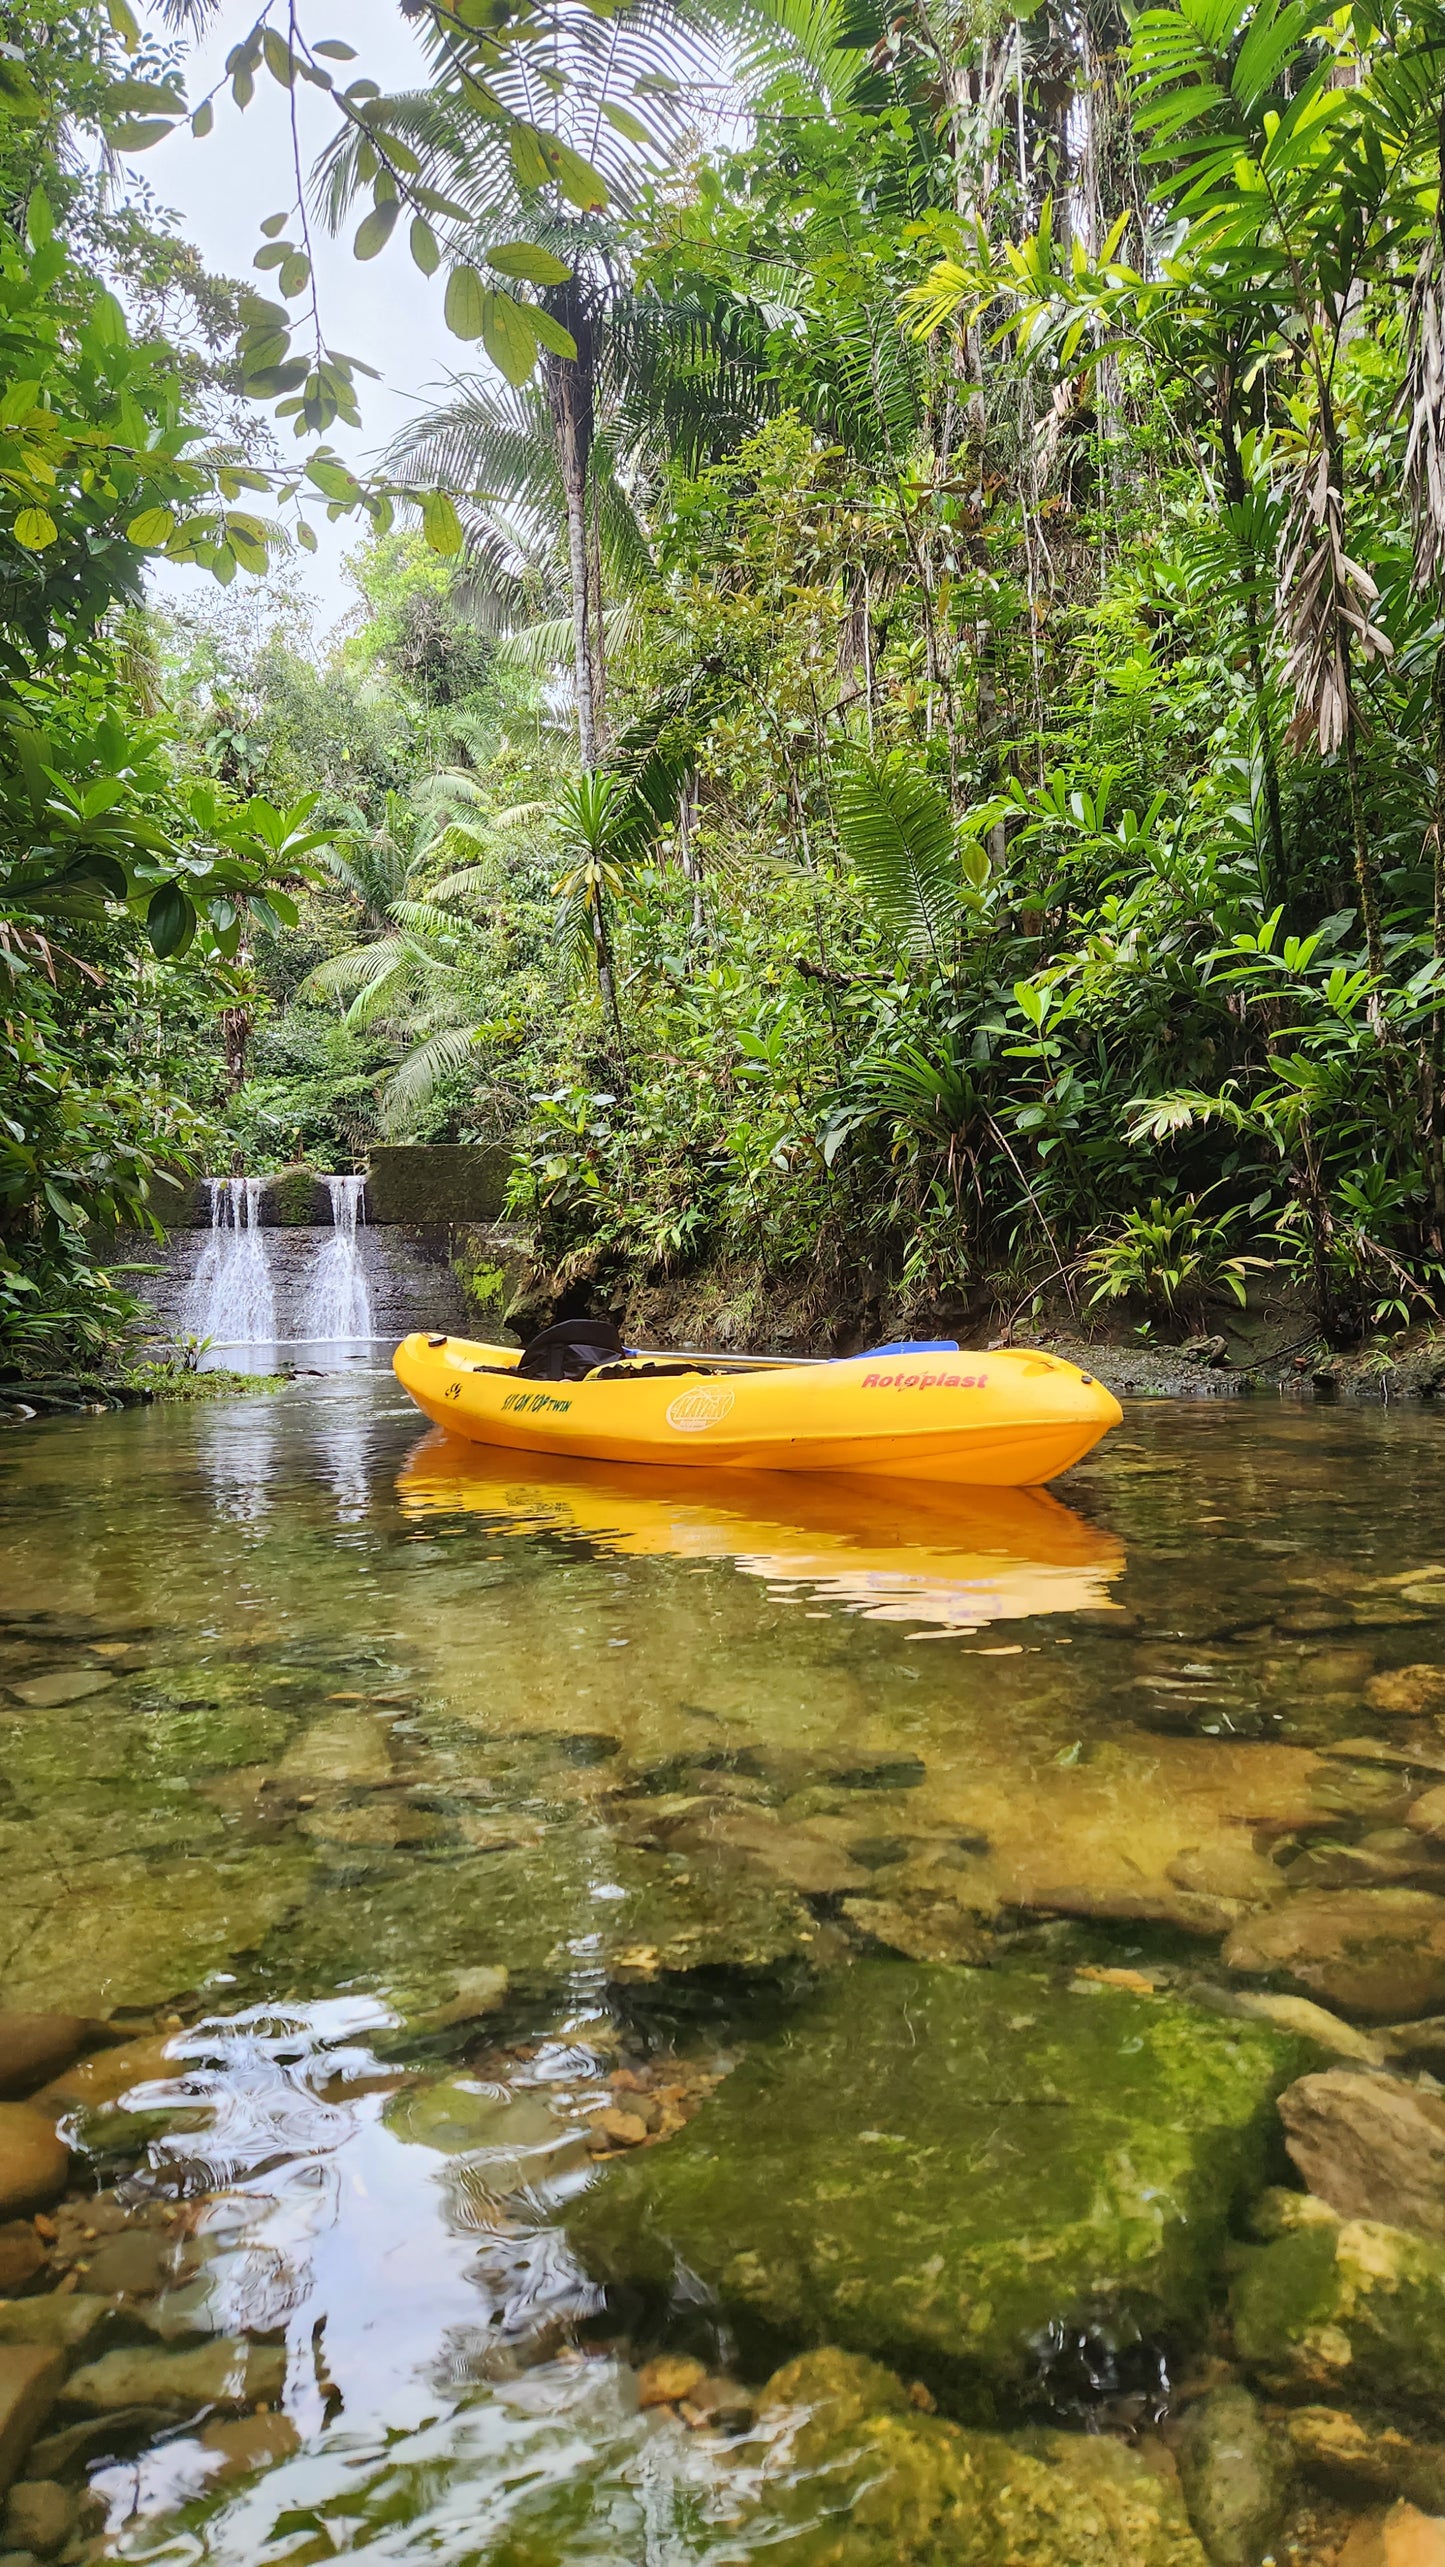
left=834, top=749, right=959, bottom=968
left=381, top=1024, right=487, bottom=1131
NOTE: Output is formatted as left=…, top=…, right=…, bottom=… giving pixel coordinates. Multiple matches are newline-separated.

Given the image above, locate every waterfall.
left=186, top=1177, right=278, bottom=1351
left=301, top=1174, right=375, bottom=1345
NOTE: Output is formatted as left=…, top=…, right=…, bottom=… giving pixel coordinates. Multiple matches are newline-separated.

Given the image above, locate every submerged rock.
left=0, top=1848, right=311, bottom=2014
left=0, top=2345, right=63, bottom=2496
left=0, top=2234, right=45, bottom=2300
left=197, top=2413, right=300, bottom=2483
left=6, top=1670, right=115, bottom=1710
left=1366, top=1669, right=1445, bottom=1721
left=1227, top=1992, right=1387, bottom=2064
left=1223, top=1891, right=1445, bottom=2019
left=268, top=1835, right=816, bottom=2007
left=0, top=2299, right=112, bottom=2356
left=573, top=1960, right=1304, bottom=2405
left=2, top=2477, right=73, bottom=2558
left=737, top=2347, right=1209, bottom=2564
left=0, top=2120, right=65, bottom=2224
left=1175, top=2384, right=1290, bottom=2567
left=1278, top=2070, right=1445, bottom=2239
left=62, top=2339, right=285, bottom=2416
left=1232, top=2211, right=1445, bottom=2417
left=1284, top=2406, right=1445, bottom=2515
left=1338, top=2502, right=1445, bottom=2566
left=0, top=2022, right=89, bottom=2103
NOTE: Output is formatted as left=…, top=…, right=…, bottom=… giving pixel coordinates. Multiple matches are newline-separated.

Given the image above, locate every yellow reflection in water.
left=397, top=1433, right=1125, bottom=1633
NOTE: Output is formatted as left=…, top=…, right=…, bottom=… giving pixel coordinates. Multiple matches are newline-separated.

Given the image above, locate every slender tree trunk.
left=544, top=295, right=597, bottom=772
left=679, top=778, right=705, bottom=937
left=1426, top=642, right=1445, bottom=1247
left=590, top=889, right=627, bottom=1076
left=1342, top=713, right=1385, bottom=987
left=587, top=483, right=607, bottom=755
left=1219, top=409, right=1286, bottom=896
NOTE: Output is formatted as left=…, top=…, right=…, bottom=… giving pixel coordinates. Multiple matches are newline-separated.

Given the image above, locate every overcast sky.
left=143, top=1, right=466, bottom=641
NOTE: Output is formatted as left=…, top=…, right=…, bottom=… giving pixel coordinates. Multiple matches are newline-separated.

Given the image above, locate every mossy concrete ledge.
left=364, top=1144, right=511, bottom=1226
left=570, top=1959, right=1307, bottom=2414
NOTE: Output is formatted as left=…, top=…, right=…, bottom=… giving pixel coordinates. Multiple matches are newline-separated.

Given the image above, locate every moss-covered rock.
left=734, top=2347, right=1209, bottom=2565
left=1233, top=2210, right=1445, bottom=2419
left=259, top=1168, right=330, bottom=1226
left=1175, top=2384, right=1290, bottom=2566
left=365, top=1145, right=511, bottom=1226
left=571, top=1960, right=1305, bottom=2407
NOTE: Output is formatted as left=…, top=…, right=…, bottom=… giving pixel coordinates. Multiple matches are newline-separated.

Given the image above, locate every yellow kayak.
left=392, top=1332, right=1122, bottom=1487
left=396, top=1437, right=1126, bottom=1628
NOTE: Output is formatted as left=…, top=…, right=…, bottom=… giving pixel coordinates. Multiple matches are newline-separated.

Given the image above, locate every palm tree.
left=300, top=791, right=504, bottom=1130
left=552, top=768, right=661, bottom=1067
left=314, top=4, right=768, bottom=768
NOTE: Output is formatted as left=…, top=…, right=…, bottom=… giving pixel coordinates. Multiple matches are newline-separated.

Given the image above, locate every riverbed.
left=2, top=1379, right=1445, bottom=2563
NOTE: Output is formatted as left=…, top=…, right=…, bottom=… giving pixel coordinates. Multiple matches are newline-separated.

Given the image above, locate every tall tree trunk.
left=587, top=484, right=607, bottom=757
left=1219, top=405, right=1286, bottom=897
left=590, top=888, right=627, bottom=1076
left=544, top=290, right=597, bottom=771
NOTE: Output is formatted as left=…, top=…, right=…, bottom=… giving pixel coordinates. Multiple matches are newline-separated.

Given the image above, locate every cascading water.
left=186, top=1176, right=278, bottom=1353
left=301, top=1173, right=375, bottom=1345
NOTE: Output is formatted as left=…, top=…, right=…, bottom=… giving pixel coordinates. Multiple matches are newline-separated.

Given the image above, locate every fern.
left=834, top=749, right=960, bottom=970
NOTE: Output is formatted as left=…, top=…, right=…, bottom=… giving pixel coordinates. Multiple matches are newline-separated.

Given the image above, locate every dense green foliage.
left=6, top=0, right=1445, bottom=1368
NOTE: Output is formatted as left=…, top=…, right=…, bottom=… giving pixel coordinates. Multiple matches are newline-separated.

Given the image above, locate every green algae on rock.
left=571, top=1961, right=1305, bottom=2407
left=1233, top=2212, right=1445, bottom=2418
left=737, top=2348, right=1209, bottom=2566
left=1174, top=2384, right=1290, bottom=2567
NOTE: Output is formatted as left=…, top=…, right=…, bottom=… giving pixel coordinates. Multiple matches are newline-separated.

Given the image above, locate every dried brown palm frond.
left=1277, top=448, right=1393, bottom=755
left=1404, top=234, right=1445, bottom=592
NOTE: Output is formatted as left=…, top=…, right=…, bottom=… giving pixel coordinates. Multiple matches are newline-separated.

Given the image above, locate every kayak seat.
left=514, top=1316, right=626, bottom=1381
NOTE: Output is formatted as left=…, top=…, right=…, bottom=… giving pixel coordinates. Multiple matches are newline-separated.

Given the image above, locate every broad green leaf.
left=599, top=98, right=653, bottom=146
left=0, top=380, right=41, bottom=427
left=262, top=28, right=296, bottom=86
left=487, top=241, right=570, bottom=284
left=422, top=491, right=463, bottom=556
left=444, top=264, right=487, bottom=339
left=313, top=39, right=357, bottom=58
left=106, top=78, right=186, bottom=112
left=509, top=125, right=553, bottom=190
left=126, top=507, right=174, bottom=546
left=306, top=455, right=361, bottom=501
left=296, top=519, right=318, bottom=552
left=260, top=210, right=289, bottom=238
left=480, top=289, right=538, bottom=384
left=354, top=200, right=399, bottom=259
left=279, top=253, right=310, bottom=298
left=105, top=0, right=140, bottom=45
left=410, top=217, right=440, bottom=275
left=529, top=307, right=578, bottom=360
left=13, top=506, right=57, bottom=548
left=146, top=880, right=195, bottom=959
left=542, top=136, right=608, bottom=210
left=105, top=118, right=175, bottom=149
left=191, top=100, right=213, bottom=136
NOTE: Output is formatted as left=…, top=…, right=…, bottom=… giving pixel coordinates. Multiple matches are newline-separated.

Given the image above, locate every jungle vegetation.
left=4, top=0, right=1445, bottom=1370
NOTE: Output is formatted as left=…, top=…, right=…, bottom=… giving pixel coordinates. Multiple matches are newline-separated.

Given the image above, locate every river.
left=2, top=1377, right=1444, bottom=2563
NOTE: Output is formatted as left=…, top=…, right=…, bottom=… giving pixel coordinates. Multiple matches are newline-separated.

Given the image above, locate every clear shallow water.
left=3, top=1380, right=1445, bottom=2562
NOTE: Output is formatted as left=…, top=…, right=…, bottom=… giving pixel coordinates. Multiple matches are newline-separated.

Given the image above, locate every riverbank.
left=0, top=1363, right=286, bottom=1424
left=459, top=1228, right=1445, bottom=1405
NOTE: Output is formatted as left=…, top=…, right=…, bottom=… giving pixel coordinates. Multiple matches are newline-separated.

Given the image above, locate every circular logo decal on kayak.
left=666, top=1385, right=736, bottom=1433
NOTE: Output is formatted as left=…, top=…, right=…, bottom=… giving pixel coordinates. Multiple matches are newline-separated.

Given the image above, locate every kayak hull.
left=392, top=1335, right=1122, bottom=1487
